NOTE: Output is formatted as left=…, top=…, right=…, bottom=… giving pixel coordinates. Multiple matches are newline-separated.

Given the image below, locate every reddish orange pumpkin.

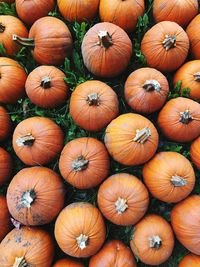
left=190, top=137, right=200, bottom=169
left=0, top=196, right=12, bottom=241
left=124, top=67, right=169, bottom=113
left=0, top=106, right=12, bottom=141
left=0, top=147, right=12, bottom=186
left=97, top=173, right=149, bottom=226
left=70, top=80, right=119, bottom=131
left=53, top=258, right=85, bottom=267
left=81, top=22, right=132, bottom=78
left=186, top=15, right=200, bottom=59
left=12, top=116, right=64, bottom=166
left=141, top=21, right=189, bottom=72
left=179, top=254, right=200, bottom=267
left=59, top=137, right=110, bottom=189
left=0, top=0, right=15, bottom=3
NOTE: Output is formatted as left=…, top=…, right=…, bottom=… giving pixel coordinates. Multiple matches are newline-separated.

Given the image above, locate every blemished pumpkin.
left=25, top=65, right=68, bottom=108
left=89, top=240, right=137, bottom=267
left=104, top=113, right=159, bottom=166
left=55, top=202, right=106, bottom=258
left=99, top=0, right=144, bottom=32
left=157, top=97, right=200, bottom=142
left=179, top=254, right=200, bottom=267
left=0, top=196, right=12, bottom=242
left=97, top=173, right=149, bottom=226
left=0, top=147, right=12, bottom=186
left=141, top=21, right=189, bottom=72
left=59, top=137, right=110, bottom=189
left=143, top=152, right=195, bottom=203
left=81, top=22, right=132, bottom=78
left=190, top=137, right=200, bottom=169
left=53, top=258, right=85, bottom=267
left=186, top=14, right=200, bottom=59
left=124, top=67, right=169, bottom=114
left=0, top=106, right=12, bottom=141
left=130, top=214, right=174, bottom=265
left=70, top=80, right=119, bottom=131
left=12, top=116, right=64, bottom=166
left=0, top=227, right=54, bottom=267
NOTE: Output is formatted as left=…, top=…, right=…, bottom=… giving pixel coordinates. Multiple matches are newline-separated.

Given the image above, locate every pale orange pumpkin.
left=190, top=136, right=200, bottom=169
left=179, top=254, right=200, bottom=267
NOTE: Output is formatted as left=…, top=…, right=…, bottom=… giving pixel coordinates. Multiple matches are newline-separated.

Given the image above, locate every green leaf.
left=180, top=87, right=190, bottom=98
left=0, top=42, right=6, bottom=56
left=0, top=2, right=16, bottom=16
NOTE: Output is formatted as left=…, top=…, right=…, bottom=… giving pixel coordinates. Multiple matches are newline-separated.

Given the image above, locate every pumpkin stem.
left=0, top=23, right=5, bottom=33
left=13, top=257, right=28, bottom=267
left=171, top=175, right=187, bottom=187
left=149, top=235, right=162, bottom=249
left=97, top=31, right=113, bottom=48
left=16, top=133, right=35, bottom=147
left=20, top=189, right=36, bottom=209
left=162, top=35, right=176, bottom=51
left=13, top=34, right=35, bottom=48
left=179, top=110, right=193, bottom=124
left=193, top=72, right=200, bottom=82
left=143, top=80, right=161, bottom=92
left=76, top=234, right=89, bottom=250
left=133, top=127, right=151, bottom=144
left=41, top=76, right=51, bottom=89
left=115, top=197, right=128, bottom=214
left=71, top=156, right=89, bottom=171
left=87, top=92, right=100, bottom=106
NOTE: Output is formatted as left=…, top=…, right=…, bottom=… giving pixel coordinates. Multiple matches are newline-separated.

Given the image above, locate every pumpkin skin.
left=99, top=0, right=144, bottom=33
left=70, top=80, right=119, bottom=131
left=0, top=147, right=12, bottom=186
left=141, top=21, right=189, bottom=72
left=157, top=97, right=200, bottom=142
left=81, top=22, right=132, bottom=78
left=143, top=152, right=195, bottom=203
left=186, top=15, right=200, bottom=59
left=0, top=227, right=54, bottom=267
left=25, top=65, right=68, bottom=108
left=190, top=137, right=200, bottom=169
left=179, top=254, right=200, bottom=267
left=124, top=67, right=169, bottom=114
left=12, top=116, right=64, bottom=166
left=89, top=240, right=137, bottom=267
left=130, top=214, right=174, bottom=265
left=104, top=113, right=159, bottom=166
left=53, top=258, right=85, bottom=267
left=55, top=202, right=106, bottom=258
left=59, top=137, right=110, bottom=189
left=0, top=0, right=15, bottom=3
left=97, top=173, right=149, bottom=226
left=0, top=196, right=12, bottom=242
left=0, top=106, right=12, bottom=141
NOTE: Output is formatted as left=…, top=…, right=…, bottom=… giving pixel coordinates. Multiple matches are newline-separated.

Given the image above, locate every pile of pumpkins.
left=0, top=0, right=200, bottom=266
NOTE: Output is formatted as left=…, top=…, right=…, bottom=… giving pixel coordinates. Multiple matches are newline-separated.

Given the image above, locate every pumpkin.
left=0, top=196, right=12, bottom=241
left=97, top=173, right=149, bottom=226
left=0, top=147, right=12, bottom=186
left=141, top=21, right=189, bottom=72
left=171, top=195, right=200, bottom=255
left=143, top=152, right=195, bottom=203
left=157, top=97, right=200, bottom=142
left=179, top=254, right=200, bottom=267
left=0, top=227, right=54, bottom=267
left=130, top=214, right=174, bottom=265
left=81, top=22, right=132, bottom=78
left=89, top=240, right=137, bottom=267
left=57, top=0, right=99, bottom=22
left=12, top=116, right=64, bottom=166
left=153, top=0, right=198, bottom=27
left=124, top=67, right=169, bottom=114
left=25, top=65, right=68, bottom=108
left=0, top=57, right=27, bottom=104
left=53, top=258, right=84, bottom=267
left=0, top=0, right=15, bottom=3
left=104, top=113, right=159, bottom=166
left=59, top=137, right=110, bottom=189
left=69, top=80, right=119, bottom=131
left=99, top=0, right=144, bottom=32
left=190, top=137, right=200, bottom=169
left=0, top=106, right=12, bottom=141
left=55, top=202, right=106, bottom=258
left=186, top=14, right=200, bottom=59
left=13, top=16, right=73, bottom=65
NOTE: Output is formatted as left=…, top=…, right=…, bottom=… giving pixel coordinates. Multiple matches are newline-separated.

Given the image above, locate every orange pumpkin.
left=0, top=196, right=12, bottom=241
left=59, top=137, right=110, bottom=189
left=97, top=173, right=149, bottom=226
left=157, top=97, right=200, bottom=142
left=12, top=116, right=64, bottom=166
left=81, top=22, right=132, bottom=78
left=55, top=202, right=106, bottom=258
left=179, top=254, right=200, bottom=267
left=53, top=258, right=85, bottom=267
left=141, top=21, right=189, bottom=72
left=25, top=65, right=68, bottom=108
left=143, top=152, right=195, bottom=203
left=0, top=147, right=12, bottom=186
left=130, top=214, right=174, bottom=265
left=70, top=80, right=119, bottom=131
left=104, top=113, right=159, bottom=166
left=0, top=106, right=12, bottom=141
left=124, top=67, right=169, bottom=113
left=190, top=137, right=200, bottom=169
left=186, top=14, right=200, bottom=59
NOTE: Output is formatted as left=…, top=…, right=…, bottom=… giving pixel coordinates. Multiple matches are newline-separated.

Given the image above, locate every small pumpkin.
left=0, top=106, right=12, bottom=141
left=141, top=21, right=189, bottom=72
left=53, top=258, right=84, bottom=267
left=55, top=202, right=106, bottom=258
left=70, top=80, right=119, bottom=131
left=0, top=147, right=12, bottom=186
left=97, top=173, right=149, bottom=226
left=59, top=137, right=110, bottom=189
left=186, top=14, right=200, bottom=59
left=190, top=137, right=200, bottom=169
left=0, top=196, right=12, bottom=241
left=81, top=22, right=132, bottom=78
left=157, top=97, right=200, bottom=142
left=89, top=240, right=137, bottom=267
left=12, top=116, right=64, bottom=166
left=104, top=113, right=159, bottom=166
left=25, top=65, right=68, bottom=108
left=130, top=214, right=174, bottom=265
left=124, top=67, right=169, bottom=114
left=179, top=254, right=200, bottom=267
left=143, top=152, right=195, bottom=203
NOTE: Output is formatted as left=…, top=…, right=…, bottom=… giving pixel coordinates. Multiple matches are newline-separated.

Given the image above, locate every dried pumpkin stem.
left=97, top=30, right=113, bottom=48
left=76, top=234, right=89, bottom=250
left=179, top=110, right=193, bottom=124
left=143, top=80, right=161, bottom=92
left=13, top=257, right=28, bottom=267
left=41, top=76, right=51, bottom=89
left=149, top=235, right=162, bottom=249
left=133, top=127, right=151, bottom=144
left=13, top=34, right=35, bottom=48
left=162, top=35, right=176, bottom=51
left=0, top=23, right=5, bottom=33
left=87, top=92, right=100, bottom=106
left=193, top=72, right=200, bottom=82
left=115, top=197, right=128, bottom=214
left=20, top=189, right=36, bottom=209
left=171, top=175, right=187, bottom=187
left=71, top=155, right=89, bottom=171
left=16, top=133, right=35, bottom=147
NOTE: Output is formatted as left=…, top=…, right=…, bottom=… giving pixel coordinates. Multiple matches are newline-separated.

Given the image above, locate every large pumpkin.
left=0, top=147, right=12, bottom=186
left=12, top=116, right=64, bottom=166
left=104, top=113, right=159, bottom=166
left=55, top=202, right=106, bottom=258
left=70, top=80, right=119, bottom=131
left=186, top=14, right=200, bottom=59
left=179, top=254, right=200, bottom=267
left=141, top=21, right=189, bottom=72
left=53, top=258, right=84, bottom=267
left=157, top=97, right=200, bottom=142
left=0, top=196, right=12, bottom=241
left=143, top=152, right=195, bottom=203
left=0, top=106, right=12, bottom=141
left=81, top=22, right=132, bottom=78
left=59, top=137, right=110, bottom=189
left=190, top=137, right=200, bottom=169
left=124, top=67, right=169, bottom=114
left=130, top=214, right=174, bottom=265
left=97, top=173, right=149, bottom=226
